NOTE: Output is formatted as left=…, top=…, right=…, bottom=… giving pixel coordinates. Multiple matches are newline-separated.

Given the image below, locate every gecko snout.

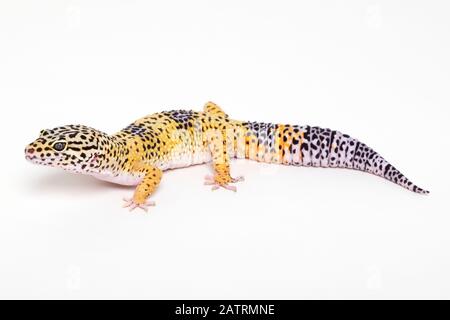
left=24, top=142, right=42, bottom=161
left=24, top=145, right=37, bottom=160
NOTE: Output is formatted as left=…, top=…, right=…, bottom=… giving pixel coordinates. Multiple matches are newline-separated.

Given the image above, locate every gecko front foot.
left=204, top=175, right=244, bottom=192
left=122, top=197, right=156, bottom=212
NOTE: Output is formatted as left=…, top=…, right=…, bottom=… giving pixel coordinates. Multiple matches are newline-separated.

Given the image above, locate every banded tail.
left=239, top=121, right=429, bottom=194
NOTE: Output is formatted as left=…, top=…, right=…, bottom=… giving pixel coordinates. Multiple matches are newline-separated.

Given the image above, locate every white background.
left=0, top=0, right=449, bottom=299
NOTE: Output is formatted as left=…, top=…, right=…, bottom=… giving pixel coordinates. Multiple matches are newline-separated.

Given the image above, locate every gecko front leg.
left=123, top=164, right=162, bottom=212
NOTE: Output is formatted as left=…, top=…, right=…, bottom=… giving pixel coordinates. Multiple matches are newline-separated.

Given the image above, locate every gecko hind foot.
left=122, top=197, right=156, bottom=212
left=204, top=175, right=244, bottom=192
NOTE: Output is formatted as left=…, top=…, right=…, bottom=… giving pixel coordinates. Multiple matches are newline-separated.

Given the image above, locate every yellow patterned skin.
left=24, top=101, right=429, bottom=211
left=25, top=102, right=247, bottom=211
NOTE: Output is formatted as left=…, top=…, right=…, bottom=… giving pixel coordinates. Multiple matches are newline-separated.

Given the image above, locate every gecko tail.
left=349, top=141, right=430, bottom=195
left=383, top=167, right=430, bottom=194
left=311, top=127, right=430, bottom=195
left=241, top=122, right=429, bottom=194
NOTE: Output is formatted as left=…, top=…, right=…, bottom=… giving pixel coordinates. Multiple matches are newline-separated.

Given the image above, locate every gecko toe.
left=122, top=197, right=155, bottom=212
left=222, top=184, right=237, bottom=192
left=122, top=197, right=133, bottom=208
left=231, top=176, right=245, bottom=183
left=204, top=174, right=243, bottom=192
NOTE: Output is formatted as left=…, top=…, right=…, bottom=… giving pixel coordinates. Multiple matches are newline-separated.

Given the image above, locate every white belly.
left=92, top=172, right=143, bottom=186
left=90, top=150, right=212, bottom=184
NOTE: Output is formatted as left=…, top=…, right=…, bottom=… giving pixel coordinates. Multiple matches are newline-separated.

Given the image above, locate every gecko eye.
left=53, top=142, right=67, bottom=151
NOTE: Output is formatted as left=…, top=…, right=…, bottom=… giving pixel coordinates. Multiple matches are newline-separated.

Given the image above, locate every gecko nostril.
left=28, top=148, right=35, bottom=154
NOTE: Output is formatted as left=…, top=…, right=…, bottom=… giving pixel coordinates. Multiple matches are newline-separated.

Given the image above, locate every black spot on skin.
left=384, top=164, right=391, bottom=176
left=82, top=145, right=96, bottom=151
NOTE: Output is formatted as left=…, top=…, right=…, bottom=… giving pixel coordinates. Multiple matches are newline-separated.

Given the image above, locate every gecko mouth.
left=25, top=152, right=95, bottom=174
left=25, top=155, right=52, bottom=166
left=25, top=155, right=46, bottom=165
left=25, top=153, right=61, bottom=167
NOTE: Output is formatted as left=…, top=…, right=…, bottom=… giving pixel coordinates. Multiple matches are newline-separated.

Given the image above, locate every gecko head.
left=25, top=125, right=108, bottom=174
